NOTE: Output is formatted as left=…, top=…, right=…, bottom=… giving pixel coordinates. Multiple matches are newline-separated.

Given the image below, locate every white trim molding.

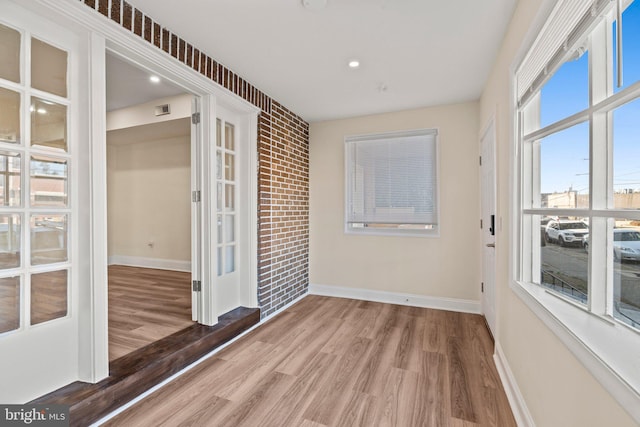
left=309, top=283, right=481, bottom=314
left=108, top=255, right=191, bottom=272
left=494, top=342, right=536, bottom=427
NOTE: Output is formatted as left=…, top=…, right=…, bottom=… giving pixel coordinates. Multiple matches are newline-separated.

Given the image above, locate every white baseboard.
left=309, top=283, right=481, bottom=314
left=494, top=342, right=536, bottom=427
left=108, top=255, right=191, bottom=272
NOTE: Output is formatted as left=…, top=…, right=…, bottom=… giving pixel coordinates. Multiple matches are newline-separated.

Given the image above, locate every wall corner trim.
left=309, top=283, right=481, bottom=314
left=108, top=255, right=191, bottom=272
left=494, top=342, right=537, bottom=427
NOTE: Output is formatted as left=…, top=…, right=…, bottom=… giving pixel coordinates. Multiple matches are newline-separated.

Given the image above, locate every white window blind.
left=346, top=129, right=438, bottom=230
left=516, top=0, right=614, bottom=107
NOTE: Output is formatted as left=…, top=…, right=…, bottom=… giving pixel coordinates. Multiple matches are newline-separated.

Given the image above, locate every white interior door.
left=0, top=1, right=90, bottom=402
left=215, top=109, right=241, bottom=315
left=481, top=120, right=497, bottom=337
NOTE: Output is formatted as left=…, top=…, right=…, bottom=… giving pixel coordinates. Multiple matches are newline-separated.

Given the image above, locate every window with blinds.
left=345, top=129, right=438, bottom=235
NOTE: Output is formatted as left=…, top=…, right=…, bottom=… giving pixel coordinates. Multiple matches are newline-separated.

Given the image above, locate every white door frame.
left=29, top=0, right=259, bottom=384
left=480, top=116, right=497, bottom=338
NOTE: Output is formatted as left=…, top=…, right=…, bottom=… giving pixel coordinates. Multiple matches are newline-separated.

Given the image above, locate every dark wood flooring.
left=104, top=295, right=516, bottom=426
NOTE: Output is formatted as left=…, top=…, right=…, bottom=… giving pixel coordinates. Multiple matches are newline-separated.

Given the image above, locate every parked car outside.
left=545, top=220, right=589, bottom=247
left=583, top=228, right=640, bottom=261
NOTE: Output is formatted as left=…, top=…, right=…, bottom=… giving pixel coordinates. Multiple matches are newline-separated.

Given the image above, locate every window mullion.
left=588, top=19, right=610, bottom=315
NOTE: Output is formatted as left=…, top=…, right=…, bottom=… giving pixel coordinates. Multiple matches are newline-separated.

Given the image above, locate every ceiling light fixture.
left=348, top=60, right=360, bottom=69
left=302, top=0, right=327, bottom=11
left=149, top=75, right=161, bottom=84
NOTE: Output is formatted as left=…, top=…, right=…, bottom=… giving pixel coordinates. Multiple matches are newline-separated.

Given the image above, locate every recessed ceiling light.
left=348, top=60, right=360, bottom=69
left=37, top=108, right=47, bottom=114
left=149, top=75, right=161, bottom=84
left=302, top=0, right=327, bottom=11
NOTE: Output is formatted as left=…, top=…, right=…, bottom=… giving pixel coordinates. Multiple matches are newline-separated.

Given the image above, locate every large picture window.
left=345, top=129, right=438, bottom=236
left=515, top=0, right=640, bottom=413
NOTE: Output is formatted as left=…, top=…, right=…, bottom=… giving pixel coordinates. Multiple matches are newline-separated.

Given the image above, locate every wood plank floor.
left=108, top=265, right=193, bottom=361
left=103, top=295, right=516, bottom=427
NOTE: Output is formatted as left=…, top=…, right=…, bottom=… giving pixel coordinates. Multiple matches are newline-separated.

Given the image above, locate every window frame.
left=344, top=128, right=440, bottom=237
left=512, top=0, right=640, bottom=421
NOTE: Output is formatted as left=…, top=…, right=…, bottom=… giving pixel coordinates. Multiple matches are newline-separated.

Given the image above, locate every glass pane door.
left=216, top=119, right=236, bottom=277
left=0, top=23, right=72, bottom=335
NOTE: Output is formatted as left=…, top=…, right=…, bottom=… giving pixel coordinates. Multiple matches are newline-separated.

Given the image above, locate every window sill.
left=344, top=227, right=440, bottom=238
left=510, top=279, right=640, bottom=423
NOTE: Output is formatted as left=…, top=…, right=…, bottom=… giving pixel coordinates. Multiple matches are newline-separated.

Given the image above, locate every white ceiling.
left=120, top=0, right=518, bottom=122
left=106, top=54, right=186, bottom=111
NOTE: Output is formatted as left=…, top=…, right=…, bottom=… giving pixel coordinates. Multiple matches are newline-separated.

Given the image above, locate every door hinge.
left=479, top=156, right=482, bottom=166
left=480, top=219, right=483, bottom=229
left=481, top=282, right=484, bottom=293
left=191, top=112, right=200, bottom=124
left=192, top=280, right=202, bottom=292
left=192, top=190, right=201, bottom=202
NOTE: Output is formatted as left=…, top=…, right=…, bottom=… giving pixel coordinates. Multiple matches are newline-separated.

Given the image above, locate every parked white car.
left=612, top=229, right=640, bottom=261
left=545, top=220, right=589, bottom=247
left=583, top=228, right=640, bottom=261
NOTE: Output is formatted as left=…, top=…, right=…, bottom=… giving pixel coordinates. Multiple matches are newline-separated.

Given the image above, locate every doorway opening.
left=105, top=53, right=194, bottom=361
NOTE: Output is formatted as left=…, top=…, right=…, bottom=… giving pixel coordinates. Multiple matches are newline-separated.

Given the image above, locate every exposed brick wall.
left=83, top=0, right=310, bottom=317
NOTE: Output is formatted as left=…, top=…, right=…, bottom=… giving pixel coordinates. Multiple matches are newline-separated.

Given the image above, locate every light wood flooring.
left=108, top=265, right=193, bottom=361
left=105, top=295, right=516, bottom=426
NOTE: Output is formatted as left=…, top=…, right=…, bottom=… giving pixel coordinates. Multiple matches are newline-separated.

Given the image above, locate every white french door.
left=215, top=110, right=241, bottom=315
left=0, top=1, right=90, bottom=403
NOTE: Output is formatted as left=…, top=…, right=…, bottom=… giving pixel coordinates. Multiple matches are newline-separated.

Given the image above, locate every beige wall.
left=480, top=0, right=636, bottom=425
left=107, top=134, right=191, bottom=263
left=310, top=102, right=480, bottom=301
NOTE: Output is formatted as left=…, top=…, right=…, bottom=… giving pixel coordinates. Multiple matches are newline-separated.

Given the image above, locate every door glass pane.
left=217, top=214, right=222, bottom=244
left=225, top=123, right=235, bottom=150
left=217, top=183, right=223, bottom=211
left=31, top=214, right=67, bottom=265
left=31, top=38, right=67, bottom=98
left=30, top=155, right=67, bottom=207
left=0, top=23, right=20, bottom=83
left=0, top=276, right=20, bottom=333
left=31, top=97, right=67, bottom=152
left=225, top=245, right=235, bottom=274
left=0, top=215, right=20, bottom=269
left=0, top=87, right=20, bottom=144
left=217, top=247, right=222, bottom=277
left=613, top=98, right=640, bottom=208
left=30, top=269, right=67, bottom=325
left=540, top=217, right=589, bottom=305
left=539, top=122, right=589, bottom=209
left=225, top=215, right=234, bottom=243
left=225, top=153, right=234, bottom=181
left=611, top=218, right=640, bottom=330
left=225, top=184, right=234, bottom=210
left=0, top=151, right=21, bottom=207
left=216, top=119, right=222, bottom=147
left=216, top=151, right=222, bottom=180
